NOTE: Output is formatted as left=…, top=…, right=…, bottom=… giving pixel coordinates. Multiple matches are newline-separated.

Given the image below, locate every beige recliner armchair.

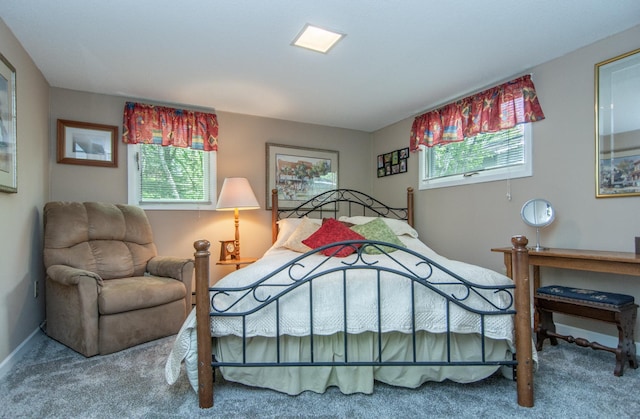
left=43, top=201, right=194, bottom=357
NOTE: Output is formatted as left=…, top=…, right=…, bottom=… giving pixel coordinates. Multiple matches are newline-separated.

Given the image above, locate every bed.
left=166, top=187, right=534, bottom=409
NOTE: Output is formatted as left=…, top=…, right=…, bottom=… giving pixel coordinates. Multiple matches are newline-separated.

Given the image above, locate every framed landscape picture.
left=266, top=143, right=338, bottom=209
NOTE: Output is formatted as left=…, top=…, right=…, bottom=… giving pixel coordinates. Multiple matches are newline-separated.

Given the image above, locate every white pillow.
left=273, top=217, right=321, bottom=248
left=273, top=218, right=304, bottom=247
left=283, top=217, right=321, bottom=252
left=338, top=216, right=419, bottom=238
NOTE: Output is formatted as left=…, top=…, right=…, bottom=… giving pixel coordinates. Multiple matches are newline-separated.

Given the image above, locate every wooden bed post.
left=406, top=187, right=414, bottom=227
left=271, top=189, right=279, bottom=244
left=194, top=240, right=213, bottom=409
left=511, top=235, right=534, bottom=408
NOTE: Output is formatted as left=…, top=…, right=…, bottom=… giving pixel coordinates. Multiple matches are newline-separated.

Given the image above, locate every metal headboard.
left=271, top=187, right=413, bottom=243
left=271, top=187, right=414, bottom=243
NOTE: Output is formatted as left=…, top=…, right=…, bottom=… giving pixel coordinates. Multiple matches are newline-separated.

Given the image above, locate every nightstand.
left=216, top=257, right=257, bottom=270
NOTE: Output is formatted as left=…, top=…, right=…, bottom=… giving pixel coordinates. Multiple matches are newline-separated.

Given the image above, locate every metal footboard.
left=208, top=241, right=516, bottom=370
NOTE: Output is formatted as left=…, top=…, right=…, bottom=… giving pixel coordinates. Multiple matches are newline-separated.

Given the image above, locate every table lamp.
left=216, top=177, right=260, bottom=259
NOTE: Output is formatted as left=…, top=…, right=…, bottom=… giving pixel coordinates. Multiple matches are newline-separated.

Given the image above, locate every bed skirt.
left=215, top=331, right=512, bottom=395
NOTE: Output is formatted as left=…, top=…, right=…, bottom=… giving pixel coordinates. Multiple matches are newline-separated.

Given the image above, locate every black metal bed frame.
left=194, top=188, right=535, bottom=408
left=210, top=188, right=515, bottom=370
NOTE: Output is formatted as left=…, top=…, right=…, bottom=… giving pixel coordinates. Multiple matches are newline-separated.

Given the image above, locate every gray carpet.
left=0, top=331, right=638, bottom=418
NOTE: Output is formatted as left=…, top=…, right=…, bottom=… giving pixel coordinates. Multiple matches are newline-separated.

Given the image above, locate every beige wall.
left=48, top=90, right=372, bottom=280
left=0, top=19, right=49, bottom=364
left=372, top=24, right=640, bottom=339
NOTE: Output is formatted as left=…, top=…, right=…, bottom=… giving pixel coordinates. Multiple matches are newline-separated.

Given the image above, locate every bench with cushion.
left=535, top=285, right=638, bottom=376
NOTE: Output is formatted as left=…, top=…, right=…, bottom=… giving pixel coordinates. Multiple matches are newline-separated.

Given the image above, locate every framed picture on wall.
left=57, top=119, right=118, bottom=167
left=377, top=147, right=408, bottom=177
left=0, top=53, right=17, bottom=193
left=595, top=47, right=640, bottom=198
left=266, top=143, right=338, bottom=209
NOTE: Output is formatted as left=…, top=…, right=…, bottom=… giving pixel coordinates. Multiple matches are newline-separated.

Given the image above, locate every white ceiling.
left=2, top=0, right=640, bottom=132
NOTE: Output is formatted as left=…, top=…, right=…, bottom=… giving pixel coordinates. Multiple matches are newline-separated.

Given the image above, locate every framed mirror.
left=595, top=48, right=640, bottom=198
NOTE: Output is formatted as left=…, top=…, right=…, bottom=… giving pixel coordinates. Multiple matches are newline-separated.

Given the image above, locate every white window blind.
left=419, top=124, right=532, bottom=189
left=128, top=144, right=217, bottom=210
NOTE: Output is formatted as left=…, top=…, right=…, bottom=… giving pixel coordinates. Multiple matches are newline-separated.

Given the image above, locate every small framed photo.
left=57, top=119, right=118, bottom=167
left=392, top=150, right=399, bottom=165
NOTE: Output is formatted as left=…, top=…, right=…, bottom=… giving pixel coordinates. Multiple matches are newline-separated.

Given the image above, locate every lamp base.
left=528, top=246, right=549, bottom=251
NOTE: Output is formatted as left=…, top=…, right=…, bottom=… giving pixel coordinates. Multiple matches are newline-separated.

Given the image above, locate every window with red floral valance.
left=409, top=75, right=545, bottom=151
left=123, top=101, right=218, bottom=210
left=122, top=101, right=218, bottom=151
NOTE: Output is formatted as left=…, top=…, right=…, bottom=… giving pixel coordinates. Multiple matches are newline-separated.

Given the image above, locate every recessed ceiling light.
left=292, top=24, right=344, bottom=54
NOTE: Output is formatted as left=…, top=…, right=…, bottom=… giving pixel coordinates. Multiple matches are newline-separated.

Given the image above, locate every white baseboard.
left=0, top=327, right=41, bottom=380
left=555, top=323, right=640, bottom=354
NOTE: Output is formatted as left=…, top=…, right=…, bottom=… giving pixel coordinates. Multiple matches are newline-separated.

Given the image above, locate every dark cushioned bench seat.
left=535, top=285, right=638, bottom=376
left=536, top=286, right=635, bottom=307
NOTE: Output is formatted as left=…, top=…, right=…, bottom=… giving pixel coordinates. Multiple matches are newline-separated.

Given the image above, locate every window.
left=410, top=75, right=544, bottom=190
left=128, top=144, right=217, bottom=210
left=418, top=123, right=532, bottom=190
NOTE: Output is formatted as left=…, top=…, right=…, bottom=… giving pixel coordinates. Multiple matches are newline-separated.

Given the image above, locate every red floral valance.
left=409, top=75, right=545, bottom=150
left=122, top=102, right=218, bottom=151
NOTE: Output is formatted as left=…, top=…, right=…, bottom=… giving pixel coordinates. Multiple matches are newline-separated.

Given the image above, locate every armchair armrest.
left=46, top=265, right=103, bottom=288
left=45, top=264, right=102, bottom=356
left=147, top=256, right=195, bottom=318
left=147, top=256, right=194, bottom=282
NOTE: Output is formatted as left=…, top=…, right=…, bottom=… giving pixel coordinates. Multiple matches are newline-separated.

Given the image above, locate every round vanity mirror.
left=521, top=198, right=555, bottom=250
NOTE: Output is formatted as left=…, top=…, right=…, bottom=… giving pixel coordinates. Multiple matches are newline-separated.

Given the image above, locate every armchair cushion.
left=98, top=276, right=186, bottom=315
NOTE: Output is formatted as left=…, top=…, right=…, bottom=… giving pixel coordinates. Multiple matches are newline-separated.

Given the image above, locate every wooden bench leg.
left=614, top=307, right=639, bottom=376
left=535, top=307, right=558, bottom=351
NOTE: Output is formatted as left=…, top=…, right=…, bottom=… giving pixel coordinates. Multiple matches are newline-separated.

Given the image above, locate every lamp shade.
left=216, top=177, right=260, bottom=211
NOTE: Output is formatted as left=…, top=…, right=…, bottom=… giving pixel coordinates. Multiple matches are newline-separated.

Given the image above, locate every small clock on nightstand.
left=217, top=240, right=257, bottom=271
left=219, top=240, right=237, bottom=261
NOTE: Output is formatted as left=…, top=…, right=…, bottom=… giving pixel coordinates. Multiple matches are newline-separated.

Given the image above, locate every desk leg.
left=503, top=253, right=513, bottom=278
left=533, top=265, right=540, bottom=331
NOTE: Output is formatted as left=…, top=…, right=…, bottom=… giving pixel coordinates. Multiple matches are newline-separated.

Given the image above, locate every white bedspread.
left=209, top=237, right=515, bottom=344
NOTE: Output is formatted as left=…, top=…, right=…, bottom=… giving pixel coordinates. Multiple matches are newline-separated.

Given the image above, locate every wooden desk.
left=491, top=247, right=640, bottom=291
left=216, top=257, right=257, bottom=270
